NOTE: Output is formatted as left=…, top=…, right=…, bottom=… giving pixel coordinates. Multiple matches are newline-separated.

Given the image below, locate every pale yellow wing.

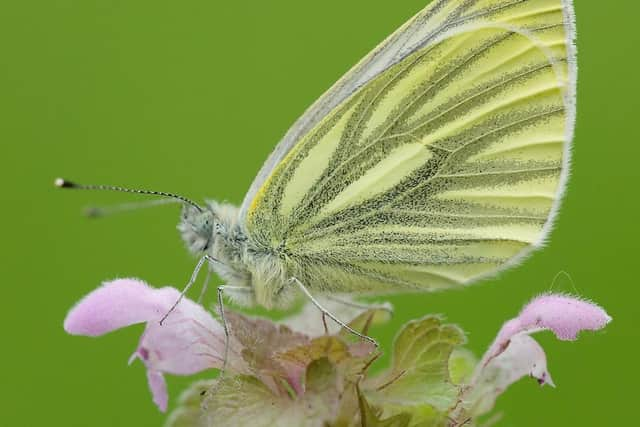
left=244, top=0, right=576, bottom=294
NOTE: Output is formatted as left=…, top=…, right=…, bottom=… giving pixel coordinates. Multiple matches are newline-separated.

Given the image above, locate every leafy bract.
left=340, top=304, right=394, bottom=340
left=448, top=348, right=477, bottom=386
left=358, top=386, right=412, bottom=427
left=165, top=380, right=214, bottom=427
left=370, top=316, right=466, bottom=413
left=201, top=358, right=340, bottom=427
left=163, top=294, right=610, bottom=427
left=225, top=310, right=310, bottom=394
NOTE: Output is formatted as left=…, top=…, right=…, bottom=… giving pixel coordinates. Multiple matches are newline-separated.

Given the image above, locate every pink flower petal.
left=133, top=299, right=226, bottom=375
left=65, top=278, right=231, bottom=411
left=518, top=294, right=612, bottom=340
left=64, top=279, right=176, bottom=336
left=146, top=370, right=168, bottom=412
left=493, top=334, right=554, bottom=388
left=468, top=335, right=554, bottom=415
left=485, top=294, right=611, bottom=363
left=466, top=294, right=610, bottom=416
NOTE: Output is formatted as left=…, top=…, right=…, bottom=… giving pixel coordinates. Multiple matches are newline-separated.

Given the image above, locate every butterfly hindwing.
left=243, top=0, right=575, bottom=293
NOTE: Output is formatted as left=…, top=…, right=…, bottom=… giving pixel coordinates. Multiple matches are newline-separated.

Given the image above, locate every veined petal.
left=488, top=334, right=554, bottom=388
left=134, top=302, right=225, bottom=375
left=65, top=278, right=232, bottom=411
left=464, top=294, right=610, bottom=417
left=466, top=334, right=553, bottom=416
left=147, top=369, right=169, bottom=412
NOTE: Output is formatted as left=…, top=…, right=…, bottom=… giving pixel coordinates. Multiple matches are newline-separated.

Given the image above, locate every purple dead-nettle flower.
left=64, top=279, right=240, bottom=411
left=459, top=294, right=612, bottom=418
left=65, top=283, right=611, bottom=426
left=480, top=294, right=612, bottom=368
left=63, top=279, right=384, bottom=413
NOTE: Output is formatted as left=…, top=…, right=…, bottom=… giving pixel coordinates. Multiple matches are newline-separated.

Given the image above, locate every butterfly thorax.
left=179, top=202, right=292, bottom=309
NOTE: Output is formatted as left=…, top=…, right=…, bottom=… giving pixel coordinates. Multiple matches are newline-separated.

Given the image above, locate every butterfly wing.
left=242, top=0, right=576, bottom=293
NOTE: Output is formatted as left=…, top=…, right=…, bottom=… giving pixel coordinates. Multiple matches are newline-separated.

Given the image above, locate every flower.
left=479, top=294, right=612, bottom=371
left=166, top=293, right=611, bottom=427
left=63, top=279, right=386, bottom=413
left=64, top=279, right=229, bottom=412
left=459, top=294, right=613, bottom=418
left=64, top=282, right=611, bottom=426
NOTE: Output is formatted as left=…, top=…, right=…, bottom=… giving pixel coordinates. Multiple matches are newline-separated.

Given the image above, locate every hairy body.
left=179, top=203, right=295, bottom=310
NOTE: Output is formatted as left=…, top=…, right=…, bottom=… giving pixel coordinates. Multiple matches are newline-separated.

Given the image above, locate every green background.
left=2, top=1, right=636, bottom=425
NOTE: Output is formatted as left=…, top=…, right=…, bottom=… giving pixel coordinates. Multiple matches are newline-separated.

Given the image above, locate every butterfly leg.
left=160, top=254, right=220, bottom=325
left=216, top=284, right=231, bottom=377
left=289, top=277, right=378, bottom=347
left=203, top=283, right=252, bottom=396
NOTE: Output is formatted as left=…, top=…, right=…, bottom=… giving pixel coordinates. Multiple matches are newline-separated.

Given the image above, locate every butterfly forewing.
left=243, top=0, right=575, bottom=294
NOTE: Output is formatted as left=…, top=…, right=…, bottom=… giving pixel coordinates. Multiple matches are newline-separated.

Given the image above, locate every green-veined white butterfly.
left=58, top=0, right=576, bottom=342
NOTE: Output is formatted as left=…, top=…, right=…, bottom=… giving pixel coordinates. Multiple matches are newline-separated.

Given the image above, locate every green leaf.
left=378, top=403, right=450, bottom=427
left=275, top=336, right=351, bottom=395
left=165, top=380, right=215, bottom=427
left=367, top=316, right=466, bottom=419
left=358, top=386, right=412, bottom=427
left=331, top=382, right=361, bottom=427
left=306, top=357, right=339, bottom=397
left=201, top=358, right=341, bottom=427
left=225, top=311, right=309, bottom=367
left=276, top=336, right=352, bottom=368
left=448, top=348, right=477, bottom=386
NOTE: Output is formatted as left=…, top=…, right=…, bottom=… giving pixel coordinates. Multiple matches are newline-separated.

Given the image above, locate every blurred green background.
left=1, top=1, right=636, bottom=425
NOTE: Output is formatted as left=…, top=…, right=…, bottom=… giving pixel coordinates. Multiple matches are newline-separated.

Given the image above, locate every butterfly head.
left=179, top=205, right=216, bottom=253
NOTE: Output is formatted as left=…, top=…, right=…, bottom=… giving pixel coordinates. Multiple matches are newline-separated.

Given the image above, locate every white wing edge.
left=467, top=0, right=577, bottom=285
left=238, top=1, right=458, bottom=220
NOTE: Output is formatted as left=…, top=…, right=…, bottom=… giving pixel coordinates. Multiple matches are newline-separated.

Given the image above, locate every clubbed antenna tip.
left=55, top=178, right=75, bottom=188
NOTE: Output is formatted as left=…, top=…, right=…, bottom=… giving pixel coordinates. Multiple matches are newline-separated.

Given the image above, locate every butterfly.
left=58, top=0, right=576, bottom=343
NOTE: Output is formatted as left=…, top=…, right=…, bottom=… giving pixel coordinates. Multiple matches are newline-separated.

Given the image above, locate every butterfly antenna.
left=54, top=178, right=203, bottom=212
